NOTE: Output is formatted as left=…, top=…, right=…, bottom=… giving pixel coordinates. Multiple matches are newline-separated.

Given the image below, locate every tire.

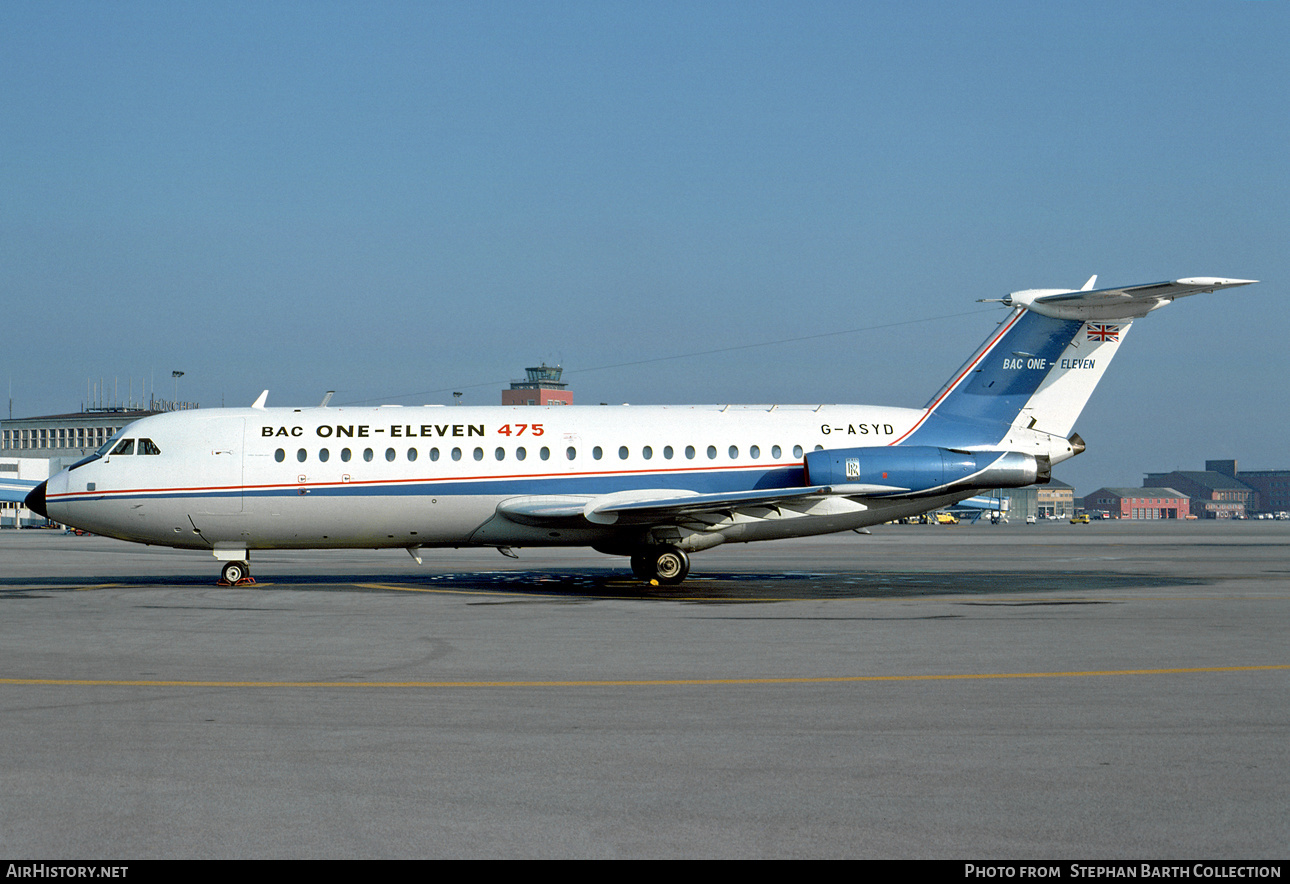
left=221, top=561, right=248, bottom=584
left=652, top=548, right=689, bottom=585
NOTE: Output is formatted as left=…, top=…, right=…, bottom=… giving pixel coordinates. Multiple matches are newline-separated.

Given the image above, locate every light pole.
left=172, top=371, right=184, bottom=407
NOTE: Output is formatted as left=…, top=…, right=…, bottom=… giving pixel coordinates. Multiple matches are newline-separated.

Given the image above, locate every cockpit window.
left=111, top=439, right=135, bottom=456
left=138, top=438, right=161, bottom=455
left=95, top=430, right=126, bottom=458
left=70, top=428, right=129, bottom=472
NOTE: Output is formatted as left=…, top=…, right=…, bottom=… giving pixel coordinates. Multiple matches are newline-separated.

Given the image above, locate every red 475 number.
left=497, top=424, right=544, bottom=436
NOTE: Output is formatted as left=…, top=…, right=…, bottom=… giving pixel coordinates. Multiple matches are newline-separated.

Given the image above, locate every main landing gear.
left=630, top=546, right=690, bottom=585
left=219, top=560, right=256, bottom=586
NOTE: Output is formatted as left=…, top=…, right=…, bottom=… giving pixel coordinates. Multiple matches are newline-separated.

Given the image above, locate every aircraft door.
left=190, top=418, right=245, bottom=515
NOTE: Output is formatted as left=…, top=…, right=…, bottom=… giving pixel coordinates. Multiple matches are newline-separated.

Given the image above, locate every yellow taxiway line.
left=1, top=664, right=1286, bottom=689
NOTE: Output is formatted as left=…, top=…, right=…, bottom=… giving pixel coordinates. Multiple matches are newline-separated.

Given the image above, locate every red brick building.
left=1083, top=488, right=1190, bottom=520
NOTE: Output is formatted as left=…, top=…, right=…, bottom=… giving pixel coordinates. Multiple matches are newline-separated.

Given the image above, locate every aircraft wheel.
left=651, top=547, right=690, bottom=585
left=221, top=560, right=250, bottom=585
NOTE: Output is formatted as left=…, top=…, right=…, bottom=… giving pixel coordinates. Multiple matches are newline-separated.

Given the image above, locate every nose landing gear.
left=219, top=560, right=255, bottom=586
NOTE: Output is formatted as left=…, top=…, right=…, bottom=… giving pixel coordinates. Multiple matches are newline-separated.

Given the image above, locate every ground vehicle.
left=1071, top=513, right=1090, bottom=524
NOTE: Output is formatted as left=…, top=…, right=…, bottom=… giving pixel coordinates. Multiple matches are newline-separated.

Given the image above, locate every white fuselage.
left=43, top=402, right=975, bottom=552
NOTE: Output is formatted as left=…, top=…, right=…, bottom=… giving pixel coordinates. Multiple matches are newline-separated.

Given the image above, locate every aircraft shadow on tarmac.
left=0, top=569, right=1210, bottom=602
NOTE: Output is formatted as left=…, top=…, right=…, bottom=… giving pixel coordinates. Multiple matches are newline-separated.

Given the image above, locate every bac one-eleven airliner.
left=18, top=276, right=1254, bottom=585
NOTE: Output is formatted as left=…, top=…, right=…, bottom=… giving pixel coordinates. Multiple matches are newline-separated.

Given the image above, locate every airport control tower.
left=502, top=364, right=572, bottom=406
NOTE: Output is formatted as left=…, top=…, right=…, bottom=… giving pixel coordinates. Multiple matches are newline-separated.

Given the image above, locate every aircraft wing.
left=0, top=478, right=41, bottom=504
left=497, top=483, right=909, bottom=527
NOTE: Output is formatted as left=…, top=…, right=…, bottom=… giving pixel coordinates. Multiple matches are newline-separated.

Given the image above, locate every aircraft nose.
left=25, top=481, right=48, bottom=519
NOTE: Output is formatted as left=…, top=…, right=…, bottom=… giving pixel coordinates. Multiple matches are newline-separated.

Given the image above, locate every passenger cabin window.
left=275, top=449, right=286, bottom=462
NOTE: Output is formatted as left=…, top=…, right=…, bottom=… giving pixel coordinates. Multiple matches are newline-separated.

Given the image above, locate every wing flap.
left=495, top=495, right=596, bottom=527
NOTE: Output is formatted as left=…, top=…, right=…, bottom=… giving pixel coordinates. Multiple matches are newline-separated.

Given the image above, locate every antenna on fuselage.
left=320, top=391, right=334, bottom=407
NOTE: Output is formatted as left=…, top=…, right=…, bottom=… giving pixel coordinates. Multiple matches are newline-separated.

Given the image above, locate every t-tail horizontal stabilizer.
left=1004, top=277, right=1257, bottom=321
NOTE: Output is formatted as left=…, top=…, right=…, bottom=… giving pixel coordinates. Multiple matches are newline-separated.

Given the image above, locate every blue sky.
left=3, top=1, right=1286, bottom=493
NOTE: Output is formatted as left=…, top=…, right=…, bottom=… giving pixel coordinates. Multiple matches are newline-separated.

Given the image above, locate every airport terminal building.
left=1, top=408, right=162, bottom=463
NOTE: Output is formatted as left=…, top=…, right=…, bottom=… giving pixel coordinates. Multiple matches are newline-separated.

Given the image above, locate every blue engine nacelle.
left=804, top=446, right=1047, bottom=495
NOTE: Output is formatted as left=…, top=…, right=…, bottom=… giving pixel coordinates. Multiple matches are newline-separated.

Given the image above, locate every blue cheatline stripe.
left=51, top=465, right=809, bottom=505
left=904, top=310, right=1083, bottom=448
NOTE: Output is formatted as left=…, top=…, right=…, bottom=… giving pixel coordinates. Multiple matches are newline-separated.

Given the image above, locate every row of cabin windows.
left=275, top=443, right=818, bottom=465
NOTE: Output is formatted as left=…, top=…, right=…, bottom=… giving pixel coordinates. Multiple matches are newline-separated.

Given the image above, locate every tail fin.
left=898, top=277, right=1256, bottom=449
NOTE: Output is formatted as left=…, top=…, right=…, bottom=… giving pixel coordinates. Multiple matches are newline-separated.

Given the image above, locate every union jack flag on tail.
left=1086, top=323, right=1119, bottom=342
